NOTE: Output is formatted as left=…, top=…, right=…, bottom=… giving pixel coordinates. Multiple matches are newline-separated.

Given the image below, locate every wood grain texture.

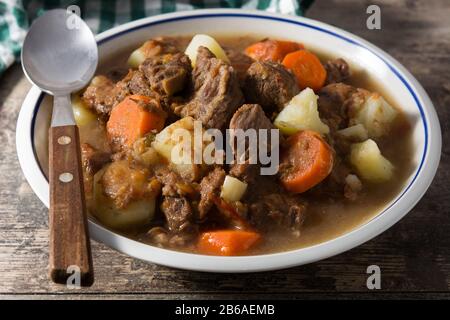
left=48, top=125, right=93, bottom=286
left=0, top=0, right=449, bottom=298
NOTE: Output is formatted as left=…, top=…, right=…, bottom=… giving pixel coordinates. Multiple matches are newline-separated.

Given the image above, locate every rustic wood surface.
left=0, top=0, right=449, bottom=299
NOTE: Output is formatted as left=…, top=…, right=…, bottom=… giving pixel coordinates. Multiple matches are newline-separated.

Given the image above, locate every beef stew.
left=73, top=35, right=413, bottom=256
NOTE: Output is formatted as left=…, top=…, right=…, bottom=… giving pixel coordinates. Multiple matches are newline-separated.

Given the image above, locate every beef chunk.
left=82, top=75, right=121, bottom=116
left=176, top=46, right=244, bottom=129
left=324, top=58, right=351, bottom=84
left=242, top=175, right=306, bottom=234
left=229, top=104, right=279, bottom=180
left=229, top=103, right=275, bottom=132
left=81, top=143, right=110, bottom=175
left=198, top=167, right=226, bottom=219
left=116, top=70, right=153, bottom=97
left=155, top=166, right=198, bottom=241
left=229, top=162, right=260, bottom=184
left=82, top=71, right=155, bottom=117
left=249, top=191, right=306, bottom=235
left=155, top=167, right=195, bottom=197
left=140, top=53, right=192, bottom=96
left=318, top=83, right=356, bottom=131
left=224, top=47, right=254, bottom=83
left=161, top=196, right=197, bottom=237
left=243, top=61, right=299, bottom=112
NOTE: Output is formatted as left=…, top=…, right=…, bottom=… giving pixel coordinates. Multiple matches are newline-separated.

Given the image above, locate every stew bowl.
left=16, top=9, right=441, bottom=272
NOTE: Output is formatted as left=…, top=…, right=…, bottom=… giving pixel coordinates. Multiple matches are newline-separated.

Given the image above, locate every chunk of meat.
left=324, top=58, right=351, bottom=85
left=115, top=70, right=174, bottom=117
left=81, top=143, right=111, bottom=175
left=243, top=175, right=306, bottom=234
left=228, top=104, right=305, bottom=233
left=229, top=103, right=275, bottom=133
left=155, top=166, right=196, bottom=197
left=318, top=83, right=356, bottom=131
left=155, top=166, right=198, bottom=242
left=198, top=167, right=226, bottom=219
left=229, top=104, right=279, bottom=179
left=229, top=162, right=260, bottom=184
left=243, top=61, right=299, bottom=112
left=82, top=75, right=122, bottom=116
left=161, top=196, right=197, bottom=238
left=248, top=191, right=306, bottom=235
left=224, top=47, right=254, bottom=83
left=82, top=71, right=156, bottom=117
left=176, top=46, right=244, bottom=129
left=115, top=70, right=153, bottom=98
left=140, top=53, right=192, bottom=96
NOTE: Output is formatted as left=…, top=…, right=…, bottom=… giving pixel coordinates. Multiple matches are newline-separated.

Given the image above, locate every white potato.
left=350, top=139, right=394, bottom=183
left=337, top=124, right=368, bottom=142
left=274, top=88, right=330, bottom=135
left=92, top=169, right=156, bottom=230
left=220, top=175, right=248, bottom=203
left=127, top=39, right=157, bottom=68
left=152, top=117, right=208, bottom=181
left=351, top=93, right=398, bottom=138
left=185, top=34, right=230, bottom=67
left=127, top=49, right=146, bottom=69
left=71, top=93, right=96, bottom=126
left=131, top=136, right=161, bottom=167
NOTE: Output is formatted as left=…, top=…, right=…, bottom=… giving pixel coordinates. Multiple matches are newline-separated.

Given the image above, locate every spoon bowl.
left=21, top=9, right=97, bottom=95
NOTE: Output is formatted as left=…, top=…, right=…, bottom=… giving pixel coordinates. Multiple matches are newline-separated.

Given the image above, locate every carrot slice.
left=280, top=130, right=334, bottom=193
left=245, top=39, right=304, bottom=62
left=197, top=230, right=261, bottom=256
left=107, top=94, right=166, bottom=148
left=282, top=50, right=327, bottom=91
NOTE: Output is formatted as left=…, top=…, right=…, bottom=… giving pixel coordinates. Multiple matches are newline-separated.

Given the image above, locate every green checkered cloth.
left=0, top=0, right=312, bottom=75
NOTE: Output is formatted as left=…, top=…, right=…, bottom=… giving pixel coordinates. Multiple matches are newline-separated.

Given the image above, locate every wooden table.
left=1, top=0, right=449, bottom=299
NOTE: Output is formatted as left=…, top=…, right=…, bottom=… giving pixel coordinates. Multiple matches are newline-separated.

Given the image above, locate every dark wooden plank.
left=0, top=0, right=449, bottom=298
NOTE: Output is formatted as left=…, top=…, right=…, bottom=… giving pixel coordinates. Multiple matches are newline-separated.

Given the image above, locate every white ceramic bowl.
left=16, top=9, right=441, bottom=272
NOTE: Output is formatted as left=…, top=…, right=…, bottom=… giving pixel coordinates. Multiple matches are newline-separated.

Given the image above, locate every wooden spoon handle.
left=48, top=125, right=94, bottom=286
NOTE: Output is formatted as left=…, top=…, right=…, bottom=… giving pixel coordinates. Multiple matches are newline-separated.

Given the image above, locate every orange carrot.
left=107, top=95, right=166, bottom=148
left=282, top=50, right=327, bottom=91
left=280, top=130, right=334, bottom=193
left=197, top=230, right=261, bottom=256
left=245, top=39, right=304, bottom=62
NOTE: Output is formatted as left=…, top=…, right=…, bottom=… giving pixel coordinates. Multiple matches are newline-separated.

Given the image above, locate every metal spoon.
left=22, top=9, right=97, bottom=286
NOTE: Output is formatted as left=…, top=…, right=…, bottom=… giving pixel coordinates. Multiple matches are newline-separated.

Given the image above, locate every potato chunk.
left=152, top=117, right=210, bottom=181
left=337, top=124, right=368, bottom=142
left=351, top=93, right=398, bottom=138
left=92, top=162, right=159, bottom=229
left=71, top=93, right=96, bottom=126
left=350, top=139, right=394, bottom=183
left=220, top=175, right=248, bottom=203
left=274, top=88, right=330, bottom=135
